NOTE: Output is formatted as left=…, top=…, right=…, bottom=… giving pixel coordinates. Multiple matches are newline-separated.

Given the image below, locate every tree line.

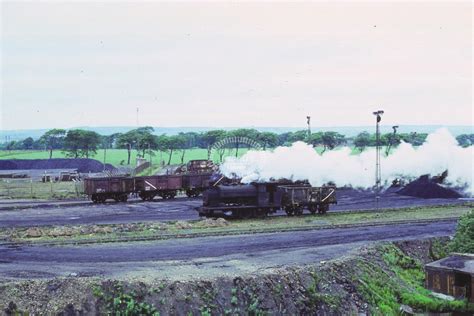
left=1, top=127, right=473, bottom=165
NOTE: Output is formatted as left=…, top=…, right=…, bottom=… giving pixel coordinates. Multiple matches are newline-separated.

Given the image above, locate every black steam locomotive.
left=197, top=181, right=337, bottom=218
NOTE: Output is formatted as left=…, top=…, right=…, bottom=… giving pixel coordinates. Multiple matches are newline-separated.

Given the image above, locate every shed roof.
left=426, top=254, right=474, bottom=275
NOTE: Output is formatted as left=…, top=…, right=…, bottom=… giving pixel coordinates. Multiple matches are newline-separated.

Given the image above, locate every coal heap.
left=397, top=174, right=461, bottom=199
left=0, top=158, right=116, bottom=173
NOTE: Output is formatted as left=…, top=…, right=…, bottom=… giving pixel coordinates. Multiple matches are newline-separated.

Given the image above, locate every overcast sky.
left=1, top=1, right=472, bottom=130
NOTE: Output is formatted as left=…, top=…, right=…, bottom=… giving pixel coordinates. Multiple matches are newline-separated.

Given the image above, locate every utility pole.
left=136, top=107, right=139, bottom=126
left=103, top=145, right=107, bottom=172
left=373, top=110, right=384, bottom=210
left=148, top=143, right=152, bottom=166
left=386, top=125, right=399, bottom=156
left=306, top=116, right=311, bottom=140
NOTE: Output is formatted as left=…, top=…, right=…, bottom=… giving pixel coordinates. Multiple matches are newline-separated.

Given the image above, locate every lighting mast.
left=373, top=110, right=384, bottom=210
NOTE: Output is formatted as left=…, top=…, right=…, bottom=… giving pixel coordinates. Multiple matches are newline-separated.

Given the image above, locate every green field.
left=0, top=144, right=375, bottom=168
left=0, top=148, right=254, bottom=167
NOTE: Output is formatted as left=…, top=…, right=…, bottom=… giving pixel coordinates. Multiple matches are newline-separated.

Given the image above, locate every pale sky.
left=1, top=1, right=472, bottom=130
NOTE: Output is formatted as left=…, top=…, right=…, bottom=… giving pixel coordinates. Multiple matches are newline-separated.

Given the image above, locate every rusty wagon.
left=83, top=176, right=134, bottom=203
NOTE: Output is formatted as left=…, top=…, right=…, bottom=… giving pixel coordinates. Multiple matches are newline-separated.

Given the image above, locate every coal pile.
left=0, top=159, right=116, bottom=173
left=397, top=175, right=462, bottom=199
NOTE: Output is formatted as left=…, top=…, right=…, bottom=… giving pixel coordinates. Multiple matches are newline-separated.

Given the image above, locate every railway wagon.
left=279, top=185, right=337, bottom=215
left=197, top=182, right=337, bottom=218
left=182, top=173, right=213, bottom=197
left=84, top=176, right=134, bottom=203
left=134, top=175, right=183, bottom=200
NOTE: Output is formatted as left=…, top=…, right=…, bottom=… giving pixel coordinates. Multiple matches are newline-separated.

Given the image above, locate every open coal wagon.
left=83, top=176, right=134, bottom=203
left=134, top=175, right=183, bottom=201
left=278, top=185, right=337, bottom=215
left=182, top=173, right=213, bottom=197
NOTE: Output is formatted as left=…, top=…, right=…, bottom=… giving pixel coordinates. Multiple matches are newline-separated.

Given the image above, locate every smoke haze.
left=220, top=129, right=473, bottom=195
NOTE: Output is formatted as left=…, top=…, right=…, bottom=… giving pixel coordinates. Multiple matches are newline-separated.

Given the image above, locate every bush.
left=450, top=210, right=474, bottom=253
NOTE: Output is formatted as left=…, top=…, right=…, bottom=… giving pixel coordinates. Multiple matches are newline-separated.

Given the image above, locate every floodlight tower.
left=373, top=110, right=384, bottom=209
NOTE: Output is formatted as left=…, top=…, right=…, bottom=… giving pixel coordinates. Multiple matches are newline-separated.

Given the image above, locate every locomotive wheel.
left=309, top=205, right=317, bottom=215
left=120, top=194, right=128, bottom=202
left=285, top=207, right=294, bottom=216
left=91, top=194, right=98, bottom=203
left=167, top=191, right=176, bottom=199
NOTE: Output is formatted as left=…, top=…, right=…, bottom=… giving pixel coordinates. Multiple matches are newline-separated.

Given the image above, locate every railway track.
left=0, top=217, right=460, bottom=247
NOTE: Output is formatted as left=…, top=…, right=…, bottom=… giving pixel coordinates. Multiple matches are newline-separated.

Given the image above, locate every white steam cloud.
left=220, top=128, right=474, bottom=195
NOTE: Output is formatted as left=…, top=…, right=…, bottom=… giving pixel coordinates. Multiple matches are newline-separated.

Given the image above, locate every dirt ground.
left=0, top=220, right=456, bottom=281
left=1, top=237, right=469, bottom=315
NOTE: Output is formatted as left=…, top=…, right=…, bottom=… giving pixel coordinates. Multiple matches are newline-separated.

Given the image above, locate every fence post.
left=75, top=181, right=79, bottom=197
left=50, top=178, right=53, bottom=196
left=30, top=179, right=33, bottom=199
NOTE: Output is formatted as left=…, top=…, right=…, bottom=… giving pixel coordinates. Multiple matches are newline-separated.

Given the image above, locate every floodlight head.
left=373, top=110, right=384, bottom=115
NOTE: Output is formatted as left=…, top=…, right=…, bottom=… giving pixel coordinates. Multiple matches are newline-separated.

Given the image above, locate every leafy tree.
left=456, top=134, right=474, bottom=147
left=156, top=135, right=185, bottom=165
left=257, top=132, right=278, bottom=150
left=450, top=211, right=474, bottom=253
left=399, top=132, right=427, bottom=146
left=63, top=129, right=101, bottom=158
left=228, top=128, right=259, bottom=157
left=354, top=132, right=372, bottom=151
left=320, top=132, right=346, bottom=152
left=22, top=137, right=35, bottom=150
left=201, top=130, right=227, bottom=159
left=101, top=133, right=122, bottom=150
left=116, top=132, right=137, bottom=165
left=39, top=129, right=66, bottom=158
left=277, top=132, right=293, bottom=146
left=175, top=135, right=189, bottom=164
left=5, top=141, right=16, bottom=151
left=307, top=132, right=323, bottom=148
left=136, top=133, right=158, bottom=158
left=179, top=132, right=200, bottom=148
left=287, top=130, right=308, bottom=143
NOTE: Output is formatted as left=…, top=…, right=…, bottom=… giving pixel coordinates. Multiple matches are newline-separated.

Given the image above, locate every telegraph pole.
left=136, top=107, right=139, bottom=126
left=373, top=110, right=384, bottom=210
left=306, top=116, right=311, bottom=140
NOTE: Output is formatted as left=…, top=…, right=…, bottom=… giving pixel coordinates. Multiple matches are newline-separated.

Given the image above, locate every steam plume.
left=220, top=128, right=473, bottom=195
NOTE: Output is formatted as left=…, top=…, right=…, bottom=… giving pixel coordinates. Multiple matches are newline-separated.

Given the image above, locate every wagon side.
left=84, top=177, right=133, bottom=203
left=135, top=175, right=183, bottom=200
left=182, top=173, right=213, bottom=197
left=278, top=185, right=337, bottom=215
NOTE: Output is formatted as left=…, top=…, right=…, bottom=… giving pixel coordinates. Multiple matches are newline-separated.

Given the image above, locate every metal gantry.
left=373, top=110, right=384, bottom=210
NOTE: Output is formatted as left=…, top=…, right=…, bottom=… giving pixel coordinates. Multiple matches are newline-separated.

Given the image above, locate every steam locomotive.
left=197, top=181, right=337, bottom=218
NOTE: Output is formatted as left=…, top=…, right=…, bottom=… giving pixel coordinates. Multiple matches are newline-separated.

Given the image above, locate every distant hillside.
left=1, top=125, right=472, bottom=141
